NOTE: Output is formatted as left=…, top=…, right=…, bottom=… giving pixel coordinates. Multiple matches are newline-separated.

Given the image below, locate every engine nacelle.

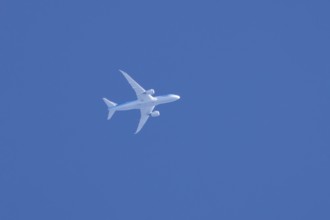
left=144, top=89, right=155, bottom=95
left=150, top=111, right=160, bottom=117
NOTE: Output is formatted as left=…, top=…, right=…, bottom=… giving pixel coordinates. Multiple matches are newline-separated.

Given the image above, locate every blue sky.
left=1, top=1, right=329, bottom=219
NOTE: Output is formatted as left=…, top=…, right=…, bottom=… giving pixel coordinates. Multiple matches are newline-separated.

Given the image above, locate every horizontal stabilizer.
left=102, top=98, right=117, bottom=120
left=103, top=98, right=117, bottom=108
left=107, top=109, right=116, bottom=120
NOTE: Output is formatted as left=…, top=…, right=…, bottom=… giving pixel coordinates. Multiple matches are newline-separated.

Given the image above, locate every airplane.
left=103, top=70, right=180, bottom=134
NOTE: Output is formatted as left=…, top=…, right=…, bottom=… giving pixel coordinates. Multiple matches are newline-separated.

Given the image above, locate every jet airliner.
left=103, top=70, right=180, bottom=134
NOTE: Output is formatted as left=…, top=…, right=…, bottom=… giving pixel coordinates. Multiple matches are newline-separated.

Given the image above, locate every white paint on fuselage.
left=115, top=94, right=180, bottom=111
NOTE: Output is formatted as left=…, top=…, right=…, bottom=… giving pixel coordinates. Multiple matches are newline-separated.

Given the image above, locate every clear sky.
left=1, top=1, right=329, bottom=219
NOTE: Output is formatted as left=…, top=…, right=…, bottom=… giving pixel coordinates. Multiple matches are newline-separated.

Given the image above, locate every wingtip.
left=119, top=69, right=131, bottom=78
left=134, top=128, right=141, bottom=134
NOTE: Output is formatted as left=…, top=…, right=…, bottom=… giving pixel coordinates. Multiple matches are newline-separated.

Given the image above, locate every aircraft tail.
left=102, top=98, right=117, bottom=120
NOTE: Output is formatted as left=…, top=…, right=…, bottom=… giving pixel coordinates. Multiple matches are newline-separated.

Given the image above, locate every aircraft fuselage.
left=115, top=94, right=180, bottom=111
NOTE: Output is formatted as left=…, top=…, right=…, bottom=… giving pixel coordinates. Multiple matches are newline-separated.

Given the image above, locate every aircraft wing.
left=135, top=106, right=155, bottom=134
left=119, top=70, right=151, bottom=101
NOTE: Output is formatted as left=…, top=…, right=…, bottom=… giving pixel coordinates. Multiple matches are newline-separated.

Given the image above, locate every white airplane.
left=103, top=70, right=180, bottom=134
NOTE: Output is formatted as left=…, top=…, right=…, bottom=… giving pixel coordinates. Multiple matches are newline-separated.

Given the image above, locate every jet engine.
left=150, top=111, right=160, bottom=117
left=144, top=89, right=155, bottom=95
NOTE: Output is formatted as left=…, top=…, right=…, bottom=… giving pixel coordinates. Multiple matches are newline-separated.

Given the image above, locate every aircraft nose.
left=174, top=95, right=180, bottom=100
